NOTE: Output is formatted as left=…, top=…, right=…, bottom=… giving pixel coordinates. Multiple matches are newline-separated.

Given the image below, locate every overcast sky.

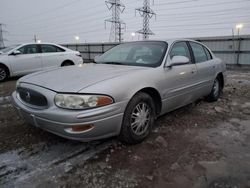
left=1, top=0, right=250, bottom=45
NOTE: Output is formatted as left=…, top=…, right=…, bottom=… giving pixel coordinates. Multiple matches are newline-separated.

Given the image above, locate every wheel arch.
left=134, top=87, right=162, bottom=116
left=61, top=60, right=74, bottom=66
left=0, top=63, right=10, bottom=77
left=217, top=72, right=224, bottom=89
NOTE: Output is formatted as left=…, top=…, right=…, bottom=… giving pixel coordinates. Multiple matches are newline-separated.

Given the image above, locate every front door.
left=161, top=41, right=198, bottom=113
left=10, top=44, right=42, bottom=76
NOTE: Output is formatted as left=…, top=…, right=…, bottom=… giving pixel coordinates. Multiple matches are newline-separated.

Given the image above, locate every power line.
left=157, top=6, right=250, bottom=17
left=8, top=6, right=250, bottom=40
left=8, top=0, right=82, bottom=24
left=156, top=0, right=198, bottom=5
left=6, top=1, right=250, bottom=33
left=131, top=20, right=250, bottom=29
left=4, top=0, right=250, bottom=44
left=10, top=15, right=250, bottom=42
left=155, top=0, right=249, bottom=6
left=136, top=0, right=156, bottom=40
left=8, top=1, right=106, bottom=27
left=10, top=6, right=250, bottom=34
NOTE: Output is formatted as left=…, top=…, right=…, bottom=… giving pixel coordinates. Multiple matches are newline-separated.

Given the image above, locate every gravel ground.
left=0, top=70, right=249, bottom=188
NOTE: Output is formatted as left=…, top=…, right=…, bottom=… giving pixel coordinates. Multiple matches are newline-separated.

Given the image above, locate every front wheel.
left=206, top=77, right=222, bottom=102
left=0, top=66, right=8, bottom=82
left=119, top=92, right=156, bottom=144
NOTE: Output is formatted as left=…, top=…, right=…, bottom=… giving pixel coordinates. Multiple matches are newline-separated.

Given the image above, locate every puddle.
left=0, top=140, right=112, bottom=187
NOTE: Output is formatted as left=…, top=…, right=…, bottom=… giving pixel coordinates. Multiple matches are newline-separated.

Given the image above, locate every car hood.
left=20, top=63, right=147, bottom=93
left=0, top=53, right=7, bottom=57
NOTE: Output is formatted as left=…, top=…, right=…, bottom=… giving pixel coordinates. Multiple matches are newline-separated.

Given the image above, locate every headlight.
left=16, top=80, right=20, bottom=89
left=54, top=94, right=114, bottom=109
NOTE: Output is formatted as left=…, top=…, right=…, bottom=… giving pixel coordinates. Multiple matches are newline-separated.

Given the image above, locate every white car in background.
left=0, top=43, right=83, bottom=81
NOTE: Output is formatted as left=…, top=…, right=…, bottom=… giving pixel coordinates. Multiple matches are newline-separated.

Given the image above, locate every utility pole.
left=0, top=23, right=6, bottom=49
left=34, top=35, right=37, bottom=43
left=136, top=0, right=156, bottom=40
left=235, top=24, right=244, bottom=65
left=105, top=0, right=126, bottom=42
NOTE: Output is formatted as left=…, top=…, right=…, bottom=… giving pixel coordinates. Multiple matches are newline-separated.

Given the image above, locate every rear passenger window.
left=203, top=46, right=212, bottom=60
left=41, top=45, right=65, bottom=53
left=170, top=42, right=191, bottom=62
left=190, top=42, right=208, bottom=63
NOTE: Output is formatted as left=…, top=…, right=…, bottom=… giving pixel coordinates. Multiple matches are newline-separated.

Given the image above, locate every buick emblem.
left=25, top=91, right=31, bottom=102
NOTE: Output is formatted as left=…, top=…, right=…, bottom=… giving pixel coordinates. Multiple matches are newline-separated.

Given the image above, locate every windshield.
left=96, top=41, right=168, bottom=67
left=0, top=45, right=20, bottom=53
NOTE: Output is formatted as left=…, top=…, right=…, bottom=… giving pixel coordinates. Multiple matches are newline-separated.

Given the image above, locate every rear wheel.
left=0, top=66, right=8, bottom=82
left=119, top=92, right=155, bottom=144
left=61, top=61, right=74, bottom=66
left=206, top=76, right=222, bottom=102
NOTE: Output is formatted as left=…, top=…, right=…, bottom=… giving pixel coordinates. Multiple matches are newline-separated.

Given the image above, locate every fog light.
left=65, top=124, right=94, bottom=133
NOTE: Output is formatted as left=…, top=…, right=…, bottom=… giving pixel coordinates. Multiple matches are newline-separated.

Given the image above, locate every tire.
left=0, top=65, right=8, bottom=82
left=119, top=92, right=156, bottom=144
left=206, top=76, right=222, bottom=102
left=61, top=61, right=74, bottom=66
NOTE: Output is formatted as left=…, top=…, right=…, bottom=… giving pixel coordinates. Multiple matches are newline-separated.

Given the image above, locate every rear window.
left=190, top=42, right=208, bottom=63
left=41, top=44, right=65, bottom=53
left=203, top=46, right=213, bottom=60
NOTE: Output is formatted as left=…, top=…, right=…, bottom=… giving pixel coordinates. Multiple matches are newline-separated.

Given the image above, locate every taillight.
left=76, top=53, right=82, bottom=57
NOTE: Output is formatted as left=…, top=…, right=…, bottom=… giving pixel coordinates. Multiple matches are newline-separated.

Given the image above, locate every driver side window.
left=18, top=44, right=39, bottom=54
left=170, top=42, right=191, bottom=62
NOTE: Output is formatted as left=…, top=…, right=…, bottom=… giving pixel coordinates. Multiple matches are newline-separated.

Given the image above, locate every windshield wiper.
left=100, top=62, right=123, bottom=65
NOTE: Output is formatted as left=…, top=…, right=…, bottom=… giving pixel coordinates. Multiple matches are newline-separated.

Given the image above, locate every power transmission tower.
left=0, top=23, right=7, bottom=49
left=105, top=0, right=126, bottom=42
left=136, top=0, right=156, bottom=40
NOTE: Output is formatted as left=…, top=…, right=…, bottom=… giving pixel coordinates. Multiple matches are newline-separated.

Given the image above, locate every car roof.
left=147, top=39, right=199, bottom=43
left=20, top=42, right=61, bottom=46
left=122, top=39, right=200, bottom=45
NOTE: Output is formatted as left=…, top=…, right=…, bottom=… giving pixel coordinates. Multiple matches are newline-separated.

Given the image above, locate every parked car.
left=11, top=40, right=226, bottom=144
left=0, top=43, right=83, bottom=81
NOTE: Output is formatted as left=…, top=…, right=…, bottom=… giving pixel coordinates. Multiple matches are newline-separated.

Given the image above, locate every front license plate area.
left=18, top=110, right=39, bottom=127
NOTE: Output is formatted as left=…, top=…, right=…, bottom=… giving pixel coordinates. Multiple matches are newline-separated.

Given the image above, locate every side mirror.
left=11, top=50, right=21, bottom=56
left=169, top=56, right=189, bottom=67
left=94, top=55, right=101, bottom=63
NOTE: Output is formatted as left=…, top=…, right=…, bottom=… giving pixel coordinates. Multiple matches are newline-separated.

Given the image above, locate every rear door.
left=162, top=41, right=199, bottom=113
left=189, top=42, right=216, bottom=96
left=10, top=44, right=42, bottom=75
left=40, top=44, right=66, bottom=69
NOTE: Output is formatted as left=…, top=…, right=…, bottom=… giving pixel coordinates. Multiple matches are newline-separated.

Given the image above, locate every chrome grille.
left=17, top=87, right=48, bottom=107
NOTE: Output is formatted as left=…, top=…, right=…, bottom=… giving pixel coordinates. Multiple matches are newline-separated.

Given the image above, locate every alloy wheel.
left=213, top=79, right=220, bottom=97
left=0, top=68, right=7, bottom=81
left=130, top=102, right=151, bottom=136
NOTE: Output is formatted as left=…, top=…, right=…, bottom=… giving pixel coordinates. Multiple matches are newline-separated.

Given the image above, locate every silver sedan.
left=11, top=39, right=226, bottom=144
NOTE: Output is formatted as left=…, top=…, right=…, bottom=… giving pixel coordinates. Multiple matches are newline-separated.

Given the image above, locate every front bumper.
left=11, top=91, right=127, bottom=142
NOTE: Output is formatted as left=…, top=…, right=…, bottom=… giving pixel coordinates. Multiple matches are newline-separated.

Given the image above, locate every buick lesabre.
left=11, top=40, right=226, bottom=144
